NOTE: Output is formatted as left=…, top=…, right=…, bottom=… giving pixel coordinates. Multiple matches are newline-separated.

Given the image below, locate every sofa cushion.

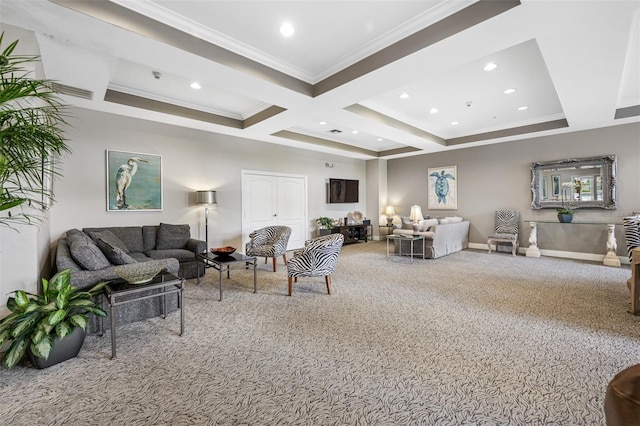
left=66, top=228, right=92, bottom=245
left=418, top=219, right=439, bottom=232
left=95, top=238, right=138, bottom=265
left=145, top=248, right=196, bottom=263
left=84, top=227, right=145, bottom=253
left=129, top=252, right=153, bottom=262
left=400, top=216, right=413, bottom=230
left=156, top=223, right=190, bottom=250
left=87, top=229, right=130, bottom=253
left=142, top=226, right=158, bottom=252
left=69, top=238, right=111, bottom=271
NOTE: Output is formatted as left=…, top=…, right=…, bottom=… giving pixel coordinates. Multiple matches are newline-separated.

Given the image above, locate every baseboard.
left=468, top=242, right=629, bottom=265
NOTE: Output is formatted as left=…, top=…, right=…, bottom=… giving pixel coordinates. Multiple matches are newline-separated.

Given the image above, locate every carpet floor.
left=1, top=242, right=638, bottom=425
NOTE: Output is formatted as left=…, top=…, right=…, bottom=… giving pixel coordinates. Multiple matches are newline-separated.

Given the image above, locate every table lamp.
left=384, top=205, right=395, bottom=225
left=409, top=205, right=423, bottom=231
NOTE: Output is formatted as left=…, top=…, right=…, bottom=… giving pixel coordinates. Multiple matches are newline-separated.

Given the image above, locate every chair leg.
left=282, top=254, right=287, bottom=265
left=487, top=239, right=493, bottom=254
left=325, top=275, right=332, bottom=295
left=272, top=257, right=277, bottom=272
left=288, top=276, right=293, bottom=296
left=512, top=242, right=516, bottom=256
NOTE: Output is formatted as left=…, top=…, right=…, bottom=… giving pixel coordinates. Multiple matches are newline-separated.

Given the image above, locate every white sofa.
left=392, top=216, right=470, bottom=259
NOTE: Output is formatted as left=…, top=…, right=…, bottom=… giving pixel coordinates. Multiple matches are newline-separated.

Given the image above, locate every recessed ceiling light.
left=352, top=130, right=359, bottom=134
left=190, top=82, right=201, bottom=89
left=377, top=138, right=383, bottom=142
left=319, top=121, right=327, bottom=125
left=429, top=107, right=439, bottom=114
left=451, top=121, right=459, bottom=125
left=483, top=62, right=498, bottom=71
left=518, top=106, right=529, bottom=111
left=504, top=88, right=516, bottom=94
left=399, top=92, right=410, bottom=99
left=280, top=22, right=294, bottom=37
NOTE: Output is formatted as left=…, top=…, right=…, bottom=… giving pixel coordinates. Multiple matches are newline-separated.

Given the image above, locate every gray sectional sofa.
left=392, top=216, right=470, bottom=259
left=55, top=223, right=205, bottom=331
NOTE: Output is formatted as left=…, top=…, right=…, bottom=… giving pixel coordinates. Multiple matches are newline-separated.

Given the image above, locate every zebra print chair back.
left=245, top=226, right=292, bottom=272
left=286, top=233, right=344, bottom=296
left=623, top=215, right=640, bottom=262
left=487, top=209, right=520, bottom=256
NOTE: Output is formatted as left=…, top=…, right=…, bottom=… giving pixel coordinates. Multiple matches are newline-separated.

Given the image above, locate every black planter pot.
left=27, top=327, right=86, bottom=369
left=558, top=214, right=574, bottom=223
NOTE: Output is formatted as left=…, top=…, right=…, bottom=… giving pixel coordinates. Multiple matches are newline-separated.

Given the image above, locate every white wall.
left=50, top=108, right=368, bottom=250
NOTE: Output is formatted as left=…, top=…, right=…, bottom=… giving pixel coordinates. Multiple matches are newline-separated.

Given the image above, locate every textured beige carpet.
left=1, top=242, right=638, bottom=425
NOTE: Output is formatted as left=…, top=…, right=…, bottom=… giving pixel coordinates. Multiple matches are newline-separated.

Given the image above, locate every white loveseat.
left=392, top=216, right=470, bottom=259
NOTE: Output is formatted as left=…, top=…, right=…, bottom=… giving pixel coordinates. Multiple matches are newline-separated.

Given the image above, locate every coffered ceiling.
left=1, top=0, right=638, bottom=159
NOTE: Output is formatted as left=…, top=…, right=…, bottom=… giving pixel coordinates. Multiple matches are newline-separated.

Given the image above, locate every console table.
left=332, top=224, right=371, bottom=244
left=524, top=220, right=621, bottom=267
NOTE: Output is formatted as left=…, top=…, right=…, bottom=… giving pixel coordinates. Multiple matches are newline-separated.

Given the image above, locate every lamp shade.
left=196, top=190, right=216, bottom=205
left=384, top=205, right=395, bottom=216
left=409, top=205, right=423, bottom=222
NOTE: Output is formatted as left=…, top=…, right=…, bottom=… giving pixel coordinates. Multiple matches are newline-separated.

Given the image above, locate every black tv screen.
left=328, top=178, right=359, bottom=203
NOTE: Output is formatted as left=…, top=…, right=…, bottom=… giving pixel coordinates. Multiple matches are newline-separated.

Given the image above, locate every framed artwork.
left=428, top=165, right=457, bottom=210
left=106, top=150, right=162, bottom=211
left=551, top=175, right=560, bottom=197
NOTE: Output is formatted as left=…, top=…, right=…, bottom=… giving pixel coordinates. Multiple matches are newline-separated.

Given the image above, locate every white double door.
left=241, top=171, right=308, bottom=253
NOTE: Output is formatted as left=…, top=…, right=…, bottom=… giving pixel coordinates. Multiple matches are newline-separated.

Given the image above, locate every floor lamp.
left=196, top=190, right=217, bottom=250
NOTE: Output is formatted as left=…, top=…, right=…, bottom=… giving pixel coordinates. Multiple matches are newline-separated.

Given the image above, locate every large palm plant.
left=0, top=32, right=70, bottom=228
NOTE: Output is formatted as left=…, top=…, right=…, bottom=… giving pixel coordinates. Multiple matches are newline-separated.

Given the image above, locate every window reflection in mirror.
left=530, top=155, right=616, bottom=210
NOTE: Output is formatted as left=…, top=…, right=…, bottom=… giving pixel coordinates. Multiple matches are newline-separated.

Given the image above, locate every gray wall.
left=388, top=123, right=640, bottom=257
left=50, top=108, right=368, bottom=249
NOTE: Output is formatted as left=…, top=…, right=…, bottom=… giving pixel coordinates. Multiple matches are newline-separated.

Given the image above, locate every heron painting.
left=427, top=166, right=457, bottom=210
left=106, top=150, right=162, bottom=211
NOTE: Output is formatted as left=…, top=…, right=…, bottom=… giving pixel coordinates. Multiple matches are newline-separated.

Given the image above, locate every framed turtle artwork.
left=428, top=165, right=457, bottom=210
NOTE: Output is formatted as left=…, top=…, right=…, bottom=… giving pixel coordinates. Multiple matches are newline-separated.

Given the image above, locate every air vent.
left=328, top=129, right=342, bottom=134
left=51, top=82, right=93, bottom=100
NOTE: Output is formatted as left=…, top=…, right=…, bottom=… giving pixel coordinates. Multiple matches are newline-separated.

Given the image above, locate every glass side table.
left=386, top=234, right=425, bottom=263
left=102, top=272, right=184, bottom=359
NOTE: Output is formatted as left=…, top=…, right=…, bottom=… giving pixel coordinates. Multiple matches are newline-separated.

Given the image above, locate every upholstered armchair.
left=245, top=226, right=292, bottom=272
left=287, top=233, right=344, bottom=296
left=487, top=209, right=520, bottom=256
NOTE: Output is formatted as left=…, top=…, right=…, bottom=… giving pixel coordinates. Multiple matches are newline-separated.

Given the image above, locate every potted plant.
left=316, top=217, right=335, bottom=236
left=0, top=269, right=107, bottom=369
left=558, top=182, right=575, bottom=223
left=0, top=32, right=70, bottom=228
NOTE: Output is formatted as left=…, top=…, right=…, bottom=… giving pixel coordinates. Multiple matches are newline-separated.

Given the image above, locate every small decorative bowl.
left=114, top=262, right=163, bottom=284
left=211, top=246, right=236, bottom=257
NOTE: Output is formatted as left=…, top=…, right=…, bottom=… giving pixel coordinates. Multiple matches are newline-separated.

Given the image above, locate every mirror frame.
left=530, top=155, right=617, bottom=210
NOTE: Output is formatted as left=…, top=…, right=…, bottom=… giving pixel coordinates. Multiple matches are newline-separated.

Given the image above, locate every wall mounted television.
left=328, top=178, right=359, bottom=203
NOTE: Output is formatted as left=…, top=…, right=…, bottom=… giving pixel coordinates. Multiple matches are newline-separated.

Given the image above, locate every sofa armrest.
left=186, top=238, right=206, bottom=254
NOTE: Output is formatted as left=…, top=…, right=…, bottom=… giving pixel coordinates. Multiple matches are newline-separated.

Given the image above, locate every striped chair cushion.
left=623, top=215, right=640, bottom=262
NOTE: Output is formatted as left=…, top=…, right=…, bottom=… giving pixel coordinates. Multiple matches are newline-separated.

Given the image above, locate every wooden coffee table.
left=197, top=252, right=257, bottom=301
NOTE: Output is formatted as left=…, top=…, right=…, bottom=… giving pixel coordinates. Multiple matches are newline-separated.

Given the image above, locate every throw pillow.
left=156, top=223, right=191, bottom=250
left=439, top=218, right=450, bottom=224
left=446, top=216, right=463, bottom=223
left=95, top=238, right=137, bottom=265
left=88, top=230, right=130, bottom=253
left=400, top=216, right=413, bottom=230
left=69, top=239, right=111, bottom=271
left=418, top=218, right=439, bottom=231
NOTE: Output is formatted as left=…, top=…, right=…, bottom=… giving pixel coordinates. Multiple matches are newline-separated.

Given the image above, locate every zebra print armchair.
left=245, top=226, right=292, bottom=272
left=623, top=215, right=640, bottom=263
left=287, top=233, right=344, bottom=296
left=487, top=209, right=520, bottom=256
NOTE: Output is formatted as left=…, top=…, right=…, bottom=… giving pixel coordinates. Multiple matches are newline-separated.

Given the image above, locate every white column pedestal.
left=526, top=221, right=541, bottom=258
left=603, top=224, right=621, bottom=267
